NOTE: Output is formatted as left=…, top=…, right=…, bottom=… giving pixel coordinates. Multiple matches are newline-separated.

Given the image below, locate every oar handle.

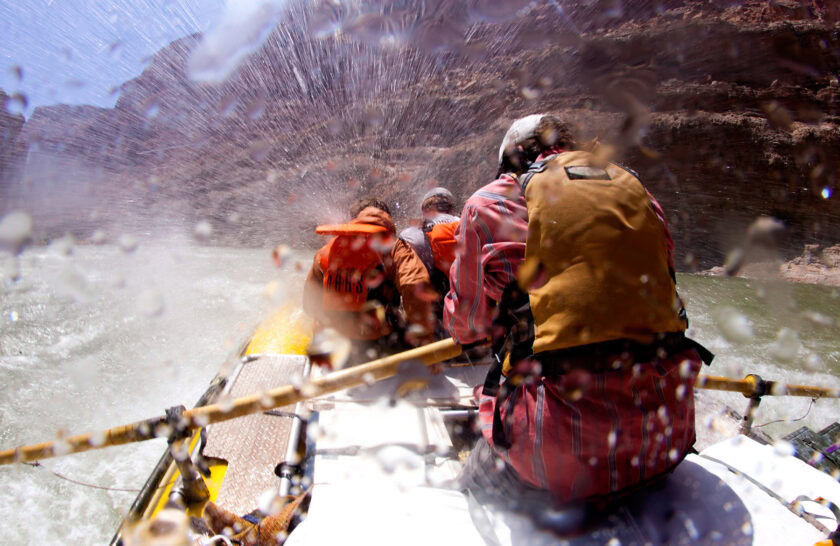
left=0, top=338, right=462, bottom=466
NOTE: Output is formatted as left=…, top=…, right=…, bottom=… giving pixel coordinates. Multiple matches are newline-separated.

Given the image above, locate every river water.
left=0, top=244, right=838, bottom=544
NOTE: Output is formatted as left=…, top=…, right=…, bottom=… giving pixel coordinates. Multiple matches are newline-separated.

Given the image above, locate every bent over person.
left=399, top=187, right=460, bottom=337
left=446, top=115, right=713, bottom=507
left=304, top=198, right=435, bottom=361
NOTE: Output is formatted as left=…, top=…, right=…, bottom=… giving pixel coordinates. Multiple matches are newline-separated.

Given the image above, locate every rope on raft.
left=22, top=461, right=167, bottom=493
left=753, top=398, right=817, bottom=429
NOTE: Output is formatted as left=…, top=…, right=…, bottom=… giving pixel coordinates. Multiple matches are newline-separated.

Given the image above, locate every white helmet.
left=498, top=114, right=545, bottom=169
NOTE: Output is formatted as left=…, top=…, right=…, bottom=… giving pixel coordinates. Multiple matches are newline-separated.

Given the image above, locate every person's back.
left=447, top=114, right=713, bottom=507
left=304, top=199, right=434, bottom=358
left=399, top=188, right=460, bottom=337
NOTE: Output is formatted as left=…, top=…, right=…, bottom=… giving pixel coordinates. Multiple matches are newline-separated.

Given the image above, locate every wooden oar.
left=0, top=338, right=462, bottom=466
left=698, top=375, right=840, bottom=399
left=3, top=337, right=838, bottom=467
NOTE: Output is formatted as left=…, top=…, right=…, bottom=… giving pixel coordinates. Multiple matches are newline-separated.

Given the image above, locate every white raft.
left=274, top=362, right=840, bottom=545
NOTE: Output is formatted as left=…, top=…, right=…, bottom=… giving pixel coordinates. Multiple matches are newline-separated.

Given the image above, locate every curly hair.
left=421, top=195, right=456, bottom=215
left=350, top=197, right=391, bottom=217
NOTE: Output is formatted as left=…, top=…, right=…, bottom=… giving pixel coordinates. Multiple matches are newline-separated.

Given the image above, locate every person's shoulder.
left=399, top=226, right=425, bottom=245
left=466, top=176, right=523, bottom=206
left=399, top=225, right=423, bottom=237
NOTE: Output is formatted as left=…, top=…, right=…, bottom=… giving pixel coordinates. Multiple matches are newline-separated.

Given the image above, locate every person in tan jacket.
left=303, top=198, right=435, bottom=362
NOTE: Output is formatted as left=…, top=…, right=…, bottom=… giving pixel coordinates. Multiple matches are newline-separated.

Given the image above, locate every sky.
left=0, top=0, right=225, bottom=117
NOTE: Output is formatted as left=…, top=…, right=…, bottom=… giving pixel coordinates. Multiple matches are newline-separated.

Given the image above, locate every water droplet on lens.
left=4, top=93, right=27, bottom=115
left=714, top=306, right=753, bottom=343
left=468, top=0, right=531, bottom=23
left=89, top=430, right=107, bottom=447
left=119, top=234, right=138, bottom=253
left=307, top=328, right=351, bottom=370
left=0, top=211, right=33, bottom=254
left=801, top=310, right=833, bottom=327
left=143, top=97, right=160, bottom=118
left=155, top=424, right=173, bottom=439
left=53, top=438, right=71, bottom=456
left=309, top=3, right=342, bottom=39
left=770, top=327, right=800, bottom=362
left=248, top=140, right=272, bottom=162
left=48, top=234, right=75, bottom=257
left=773, top=439, right=795, bottom=457
left=741, top=521, right=753, bottom=536
left=260, top=391, right=273, bottom=408
left=300, top=381, right=317, bottom=398
left=90, top=229, right=106, bottom=244
left=214, top=394, right=233, bottom=414
left=194, top=220, right=213, bottom=240
left=218, top=92, right=239, bottom=115
left=327, top=118, right=342, bottom=136
left=137, top=289, right=165, bottom=317
left=376, top=445, right=421, bottom=473
left=258, top=488, right=284, bottom=516
left=804, top=352, right=823, bottom=371
left=170, top=441, right=189, bottom=461
left=272, top=244, right=291, bottom=268
left=187, top=0, right=286, bottom=83
left=245, top=94, right=266, bottom=120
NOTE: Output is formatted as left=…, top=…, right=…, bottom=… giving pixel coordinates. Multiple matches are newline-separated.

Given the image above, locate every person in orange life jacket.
left=447, top=114, right=713, bottom=509
left=398, top=188, right=460, bottom=338
left=303, top=198, right=436, bottom=362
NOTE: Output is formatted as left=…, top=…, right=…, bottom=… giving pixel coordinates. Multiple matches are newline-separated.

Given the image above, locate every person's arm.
left=390, top=239, right=436, bottom=342
left=443, top=203, right=492, bottom=345
left=302, top=250, right=325, bottom=322
left=646, top=189, right=675, bottom=274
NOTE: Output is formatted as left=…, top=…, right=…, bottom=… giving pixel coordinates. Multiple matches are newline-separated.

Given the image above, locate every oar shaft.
left=8, top=339, right=838, bottom=467
left=698, top=375, right=839, bottom=399
left=185, top=338, right=461, bottom=425
left=0, top=338, right=462, bottom=466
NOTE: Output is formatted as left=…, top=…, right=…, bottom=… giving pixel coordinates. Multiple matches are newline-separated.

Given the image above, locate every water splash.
left=188, top=0, right=290, bottom=84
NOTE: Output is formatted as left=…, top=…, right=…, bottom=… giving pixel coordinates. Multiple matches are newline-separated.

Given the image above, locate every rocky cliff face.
left=0, top=90, right=25, bottom=186
left=1, top=0, right=838, bottom=268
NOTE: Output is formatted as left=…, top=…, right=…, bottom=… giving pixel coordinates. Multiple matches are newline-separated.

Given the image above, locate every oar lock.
left=162, top=405, right=211, bottom=506
left=163, top=405, right=193, bottom=445
left=743, top=374, right=771, bottom=400
left=740, top=374, right=774, bottom=436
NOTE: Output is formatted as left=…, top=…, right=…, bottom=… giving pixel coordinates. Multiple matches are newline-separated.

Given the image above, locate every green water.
left=679, top=274, right=840, bottom=374
left=677, top=274, right=840, bottom=442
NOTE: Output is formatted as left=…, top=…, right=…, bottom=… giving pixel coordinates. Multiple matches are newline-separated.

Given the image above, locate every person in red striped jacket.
left=446, top=114, right=712, bottom=512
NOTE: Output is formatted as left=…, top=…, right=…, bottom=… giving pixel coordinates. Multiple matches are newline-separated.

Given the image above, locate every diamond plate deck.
left=203, top=355, right=307, bottom=515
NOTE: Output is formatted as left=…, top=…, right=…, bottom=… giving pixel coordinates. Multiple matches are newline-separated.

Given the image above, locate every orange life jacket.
left=425, top=220, right=458, bottom=274
left=316, top=223, right=388, bottom=312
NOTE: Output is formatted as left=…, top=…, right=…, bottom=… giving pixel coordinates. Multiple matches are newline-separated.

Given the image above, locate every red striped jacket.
left=477, top=350, right=702, bottom=502
left=445, top=148, right=695, bottom=502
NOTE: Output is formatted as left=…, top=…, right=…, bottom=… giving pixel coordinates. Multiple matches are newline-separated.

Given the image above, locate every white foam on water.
left=1, top=259, right=837, bottom=543
left=681, top=274, right=840, bottom=447
left=0, top=243, right=305, bottom=544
